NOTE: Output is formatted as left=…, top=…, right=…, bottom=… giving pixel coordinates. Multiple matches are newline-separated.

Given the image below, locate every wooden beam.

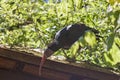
left=0, top=47, right=120, bottom=80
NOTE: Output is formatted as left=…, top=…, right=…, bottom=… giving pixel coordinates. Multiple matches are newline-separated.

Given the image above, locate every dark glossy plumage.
left=48, top=23, right=99, bottom=52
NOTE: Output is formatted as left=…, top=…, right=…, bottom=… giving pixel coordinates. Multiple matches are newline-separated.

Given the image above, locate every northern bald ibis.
left=39, top=23, right=99, bottom=75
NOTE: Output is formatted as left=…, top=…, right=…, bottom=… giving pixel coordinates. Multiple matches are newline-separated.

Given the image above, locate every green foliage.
left=0, top=0, right=120, bottom=71
left=84, top=30, right=97, bottom=47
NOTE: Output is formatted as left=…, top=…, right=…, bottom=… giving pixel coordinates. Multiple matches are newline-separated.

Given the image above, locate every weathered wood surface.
left=0, top=47, right=120, bottom=80
left=0, top=69, right=47, bottom=80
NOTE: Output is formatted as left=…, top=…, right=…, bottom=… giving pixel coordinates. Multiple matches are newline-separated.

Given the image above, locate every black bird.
left=39, top=23, right=99, bottom=75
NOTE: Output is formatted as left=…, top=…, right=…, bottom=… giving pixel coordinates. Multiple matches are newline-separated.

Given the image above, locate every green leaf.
left=104, top=53, right=115, bottom=66
left=104, top=43, right=120, bottom=67
left=109, top=43, right=120, bottom=64
left=115, top=37, right=120, bottom=48
left=84, top=30, right=97, bottom=47
left=72, top=42, right=79, bottom=55
left=114, top=10, right=120, bottom=27
left=79, top=36, right=87, bottom=47
left=106, top=33, right=115, bottom=51
left=107, top=0, right=115, bottom=5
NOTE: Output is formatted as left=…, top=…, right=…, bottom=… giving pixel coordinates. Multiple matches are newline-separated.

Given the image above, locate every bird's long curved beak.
left=39, top=49, right=54, bottom=76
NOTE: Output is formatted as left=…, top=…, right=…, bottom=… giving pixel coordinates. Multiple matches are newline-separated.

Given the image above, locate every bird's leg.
left=75, top=44, right=82, bottom=57
left=62, top=49, right=69, bottom=59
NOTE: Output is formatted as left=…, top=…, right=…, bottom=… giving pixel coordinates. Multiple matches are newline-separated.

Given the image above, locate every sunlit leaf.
left=116, top=0, right=120, bottom=3
left=106, top=33, right=115, bottom=51
left=115, top=37, right=120, bottom=47
left=104, top=42, right=120, bottom=67
left=107, top=0, right=115, bottom=5
left=104, top=53, right=115, bottom=66
left=107, top=0, right=120, bottom=5
left=84, top=30, right=97, bottom=47
left=110, top=43, right=120, bottom=63
left=71, top=42, right=79, bottom=55
left=79, top=36, right=87, bottom=47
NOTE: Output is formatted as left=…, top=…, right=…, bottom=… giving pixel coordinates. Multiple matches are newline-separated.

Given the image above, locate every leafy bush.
left=0, top=0, right=120, bottom=71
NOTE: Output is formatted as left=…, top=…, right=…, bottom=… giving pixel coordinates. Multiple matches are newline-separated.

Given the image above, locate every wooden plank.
left=0, top=47, right=120, bottom=80
left=44, top=60, right=120, bottom=80
left=0, top=47, right=40, bottom=65
left=23, top=64, right=71, bottom=80
left=0, top=57, right=16, bottom=69
left=0, top=69, right=47, bottom=80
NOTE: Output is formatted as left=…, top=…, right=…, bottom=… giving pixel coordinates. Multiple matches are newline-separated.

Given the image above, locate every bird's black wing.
left=55, top=26, right=69, bottom=45
left=47, top=26, right=70, bottom=51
